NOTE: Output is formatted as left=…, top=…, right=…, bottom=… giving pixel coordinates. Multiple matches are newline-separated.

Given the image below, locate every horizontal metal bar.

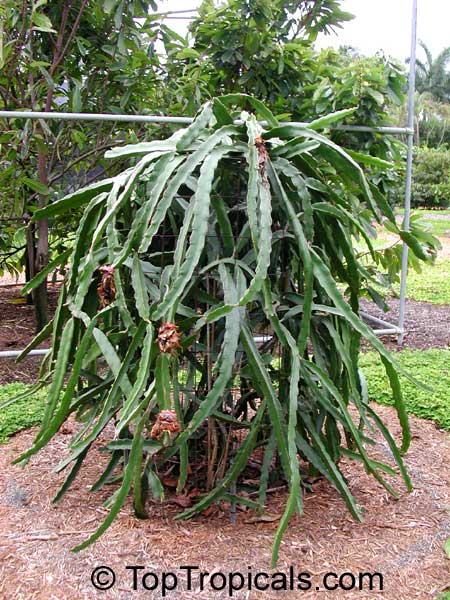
left=0, top=110, right=194, bottom=124
left=0, top=348, right=49, bottom=359
left=1, top=336, right=271, bottom=358
left=360, top=311, right=401, bottom=330
left=253, top=336, right=273, bottom=343
left=334, top=124, right=413, bottom=135
left=0, top=110, right=412, bottom=135
left=359, top=311, right=403, bottom=336
left=154, top=8, right=199, bottom=13
left=373, top=328, right=403, bottom=336
left=0, top=282, right=25, bottom=288
left=1, top=324, right=402, bottom=358
left=0, top=280, right=64, bottom=288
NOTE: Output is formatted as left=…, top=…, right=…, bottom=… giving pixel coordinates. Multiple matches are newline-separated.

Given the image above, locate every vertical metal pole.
left=398, top=0, right=418, bottom=346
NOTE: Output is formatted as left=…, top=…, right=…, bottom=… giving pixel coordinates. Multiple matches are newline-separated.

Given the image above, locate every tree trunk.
left=25, top=223, right=35, bottom=306
left=33, top=147, right=49, bottom=332
left=27, top=0, right=88, bottom=332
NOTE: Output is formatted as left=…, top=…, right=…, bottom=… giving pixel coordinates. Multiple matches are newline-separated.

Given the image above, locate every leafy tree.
left=414, top=92, right=450, bottom=147
left=169, top=6, right=407, bottom=207
left=0, top=0, right=167, bottom=329
left=0, top=0, right=422, bottom=334
left=166, top=0, right=353, bottom=116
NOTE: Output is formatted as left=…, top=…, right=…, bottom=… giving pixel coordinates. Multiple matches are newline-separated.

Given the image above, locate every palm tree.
left=414, top=41, right=450, bottom=103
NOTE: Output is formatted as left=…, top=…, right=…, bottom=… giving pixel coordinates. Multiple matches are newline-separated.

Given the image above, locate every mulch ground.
left=0, top=284, right=59, bottom=384
left=1, top=237, right=449, bottom=599
left=0, top=405, right=449, bottom=600
left=360, top=296, right=450, bottom=351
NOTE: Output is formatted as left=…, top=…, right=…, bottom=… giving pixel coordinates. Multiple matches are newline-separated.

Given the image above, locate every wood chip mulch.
left=360, top=296, right=450, bottom=351
left=0, top=285, right=59, bottom=385
left=0, top=404, right=449, bottom=600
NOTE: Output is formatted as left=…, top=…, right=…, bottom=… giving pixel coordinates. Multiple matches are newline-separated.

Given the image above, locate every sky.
left=159, top=0, right=450, bottom=64
left=315, top=0, right=450, bottom=63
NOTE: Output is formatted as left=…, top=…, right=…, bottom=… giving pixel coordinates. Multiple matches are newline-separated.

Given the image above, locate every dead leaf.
left=201, top=506, right=216, bottom=518
left=172, top=495, right=192, bottom=508
left=244, top=513, right=282, bottom=524
left=60, top=422, right=73, bottom=435
left=161, top=476, right=179, bottom=488
left=7, top=298, right=26, bottom=305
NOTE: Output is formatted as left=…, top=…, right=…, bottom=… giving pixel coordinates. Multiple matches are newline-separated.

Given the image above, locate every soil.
left=0, top=405, right=449, bottom=600
left=0, top=284, right=59, bottom=384
left=360, top=296, right=450, bottom=351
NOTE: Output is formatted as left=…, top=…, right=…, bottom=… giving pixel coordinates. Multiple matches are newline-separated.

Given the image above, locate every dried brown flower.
left=254, top=135, right=269, bottom=183
left=150, top=410, right=181, bottom=440
left=157, top=322, right=181, bottom=353
left=97, top=265, right=116, bottom=307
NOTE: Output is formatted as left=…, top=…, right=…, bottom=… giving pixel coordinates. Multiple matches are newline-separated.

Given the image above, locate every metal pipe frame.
left=397, top=0, right=418, bottom=346
left=371, top=328, right=402, bottom=336
left=0, top=280, right=64, bottom=288
left=2, top=319, right=398, bottom=360
left=360, top=311, right=402, bottom=335
left=0, top=349, right=48, bottom=359
left=0, top=1, right=418, bottom=343
left=0, top=110, right=413, bottom=136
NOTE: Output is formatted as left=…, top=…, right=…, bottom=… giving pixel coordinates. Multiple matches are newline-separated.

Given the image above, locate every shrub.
left=0, top=383, right=46, bottom=444
left=15, top=96, right=435, bottom=565
left=411, top=146, right=450, bottom=209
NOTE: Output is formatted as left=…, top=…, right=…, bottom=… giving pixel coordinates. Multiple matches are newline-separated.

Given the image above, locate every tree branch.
left=49, top=142, right=117, bottom=185
left=50, top=0, right=89, bottom=78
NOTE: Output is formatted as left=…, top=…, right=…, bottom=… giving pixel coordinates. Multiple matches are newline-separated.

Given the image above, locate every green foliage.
left=0, top=383, right=46, bottom=444
left=400, top=39, right=450, bottom=148
left=411, top=147, right=450, bottom=209
left=355, top=211, right=441, bottom=305
left=360, top=350, right=450, bottom=429
left=0, top=0, right=176, bottom=287
left=422, top=218, right=450, bottom=237
left=1, top=0, right=408, bottom=320
left=414, top=41, right=450, bottom=104
left=14, top=99, right=437, bottom=564
left=399, top=259, right=450, bottom=304
left=445, top=538, right=450, bottom=559
left=399, top=209, right=450, bottom=237
left=170, top=6, right=406, bottom=207
left=415, top=93, right=450, bottom=147
left=177, top=1, right=353, bottom=113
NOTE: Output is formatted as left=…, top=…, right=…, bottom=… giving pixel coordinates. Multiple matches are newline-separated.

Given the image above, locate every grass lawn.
left=355, top=208, right=450, bottom=304
left=398, top=259, right=450, bottom=304
left=0, top=383, right=47, bottom=444
left=360, top=349, right=450, bottom=430
left=396, top=208, right=450, bottom=237
left=1, top=348, right=450, bottom=442
left=422, top=218, right=450, bottom=237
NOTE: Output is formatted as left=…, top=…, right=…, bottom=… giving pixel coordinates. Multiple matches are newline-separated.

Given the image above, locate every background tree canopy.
left=0, top=0, right=169, bottom=327
left=0, top=0, right=412, bottom=328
